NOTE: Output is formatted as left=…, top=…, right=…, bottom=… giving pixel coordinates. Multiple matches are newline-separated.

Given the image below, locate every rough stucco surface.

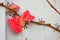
left=0, top=0, right=60, bottom=40
left=0, top=0, right=5, bottom=40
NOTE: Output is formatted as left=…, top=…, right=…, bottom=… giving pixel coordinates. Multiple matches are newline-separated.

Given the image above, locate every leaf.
left=9, top=3, right=20, bottom=11
left=22, top=10, right=35, bottom=22
left=8, top=16, right=23, bottom=33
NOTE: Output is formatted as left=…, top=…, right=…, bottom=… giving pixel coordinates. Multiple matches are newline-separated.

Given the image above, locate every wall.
left=0, top=0, right=5, bottom=40
left=0, top=0, right=60, bottom=40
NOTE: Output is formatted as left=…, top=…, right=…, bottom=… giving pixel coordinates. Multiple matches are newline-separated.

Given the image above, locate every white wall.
left=0, top=0, right=5, bottom=40
left=0, top=0, right=60, bottom=40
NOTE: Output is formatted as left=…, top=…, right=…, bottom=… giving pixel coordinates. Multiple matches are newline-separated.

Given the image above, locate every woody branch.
left=46, top=0, right=60, bottom=15
left=0, top=2, right=60, bottom=32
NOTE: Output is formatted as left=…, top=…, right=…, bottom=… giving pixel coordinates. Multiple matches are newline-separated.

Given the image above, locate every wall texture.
left=0, top=0, right=60, bottom=40
left=0, top=0, right=5, bottom=40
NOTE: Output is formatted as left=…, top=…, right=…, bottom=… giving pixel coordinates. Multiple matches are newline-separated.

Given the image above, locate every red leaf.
left=8, top=16, right=23, bottom=33
left=9, top=3, right=20, bottom=11
left=8, top=10, right=35, bottom=33
left=22, top=10, right=35, bottom=22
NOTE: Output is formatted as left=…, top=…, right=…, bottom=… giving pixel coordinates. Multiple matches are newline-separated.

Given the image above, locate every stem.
left=0, top=2, right=21, bottom=17
left=31, top=21, right=60, bottom=32
left=25, top=37, right=27, bottom=40
left=46, top=0, right=60, bottom=15
left=0, top=2, right=60, bottom=32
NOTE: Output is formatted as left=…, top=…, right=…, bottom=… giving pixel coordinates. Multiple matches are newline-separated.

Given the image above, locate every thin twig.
left=0, top=2, right=21, bottom=17
left=31, top=21, right=60, bottom=32
left=0, top=2, right=60, bottom=32
left=25, top=37, right=27, bottom=40
left=46, top=0, right=60, bottom=15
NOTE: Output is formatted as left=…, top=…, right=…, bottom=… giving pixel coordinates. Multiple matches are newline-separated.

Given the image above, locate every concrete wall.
left=0, top=0, right=5, bottom=40
left=0, top=0, right=60, bottom=40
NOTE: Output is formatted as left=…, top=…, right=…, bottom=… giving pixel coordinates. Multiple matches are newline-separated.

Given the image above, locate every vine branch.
left=46, top=0, right=60, bottom=15
left=0, top=2, right=21, bottom=17
left=0, top=2, right=60, bottom=32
